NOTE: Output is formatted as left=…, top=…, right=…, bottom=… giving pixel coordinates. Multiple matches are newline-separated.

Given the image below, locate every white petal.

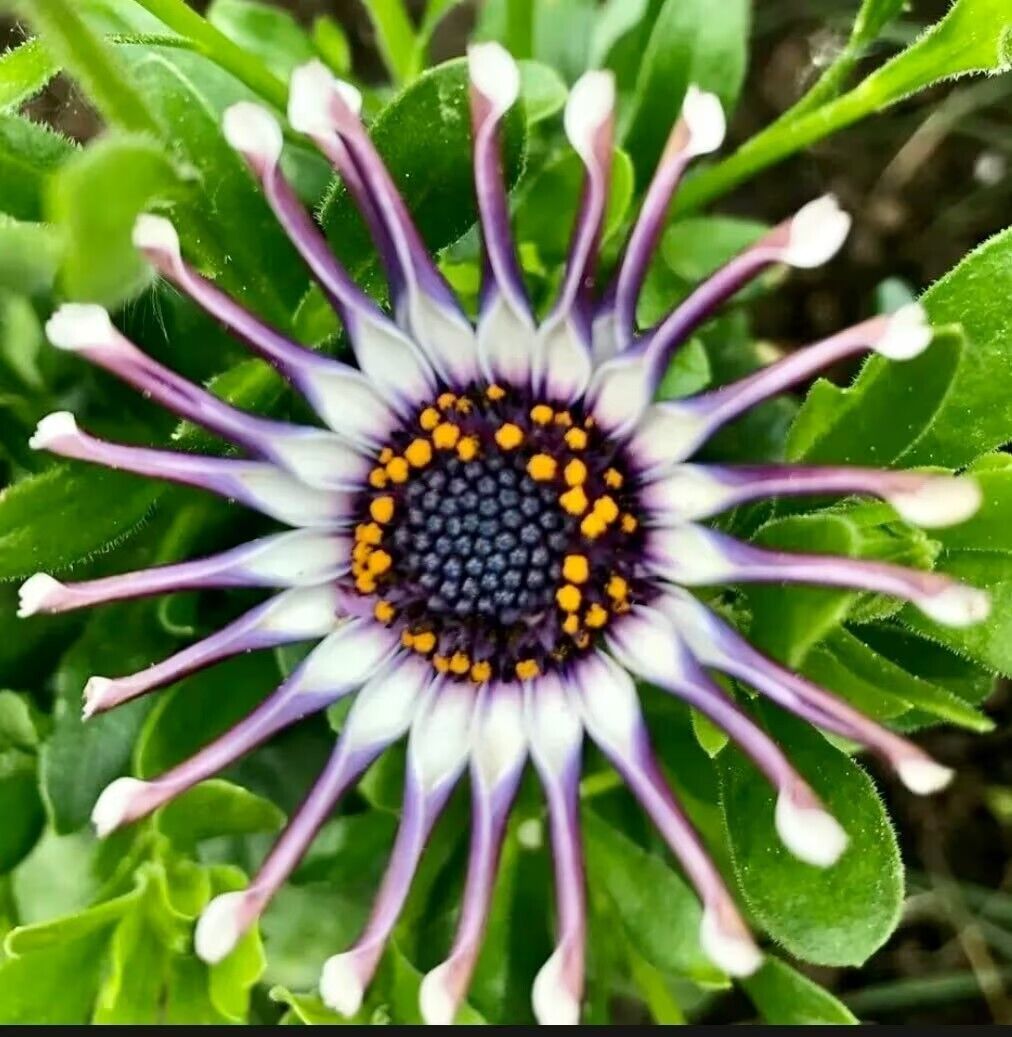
left=239, top=529, right=349, bottom=584
left=297, top=621, right=398, bottom=696
left=195, top=891, right=248, bottom=964
left=645, top=525, right=737, bottom=584
left=874, top=302, right=932, bottom=360
left=564, top=70, right=615, bottom=164
left=477, top=292, right=538, bottom=388
left=46, top=302, right=115, bottom=350
left=343, top=655, right=429, bottom=749
left=699, top=907, right=762, bottom=977
left=532, top=945, right=581, bottom=1025
left=263, top=430, right=370, bottom=491
left=17, top=572, right=64, bottom=617
left=572, top=652, right=640, bottom=758
left=471, top=684, right=526, bottom=790
left=525, top=673, right=582, bottom=776
left=82, top=676, right=116, bottom=719
left=774, top=791, right=848, bottom=868
left=897, top=757, right=955, bottom=795
left=301, top=366, right=397, bottom=448
left=405, top=292, right=480, bottom=388
left=91, top=776, right=149, bottom=837
left=590, top=307, right=618, bottom=367
left=257, top=585, right=341, bottom=639
left=537, top=315, right=593, bottom=403
left=132, top=212, right=182, bottom=259
left=288, top=59, right=361, bottom=136
left=30, top=411, right=79, bottom=450
left=419, top=962, right=458, bottom=1025
left=681, top=84, right=725, bottom=156
left=409, top=683, right=475, bottom=793
left=605, top=606, right=688, bottom=687
left=629, top=403, right=712, bottom=470
left=917, top=584, right=991, bottom=627
left=586, top=353, right=652, bottom=436
left=640, top=464, right=731, bottom=521
left=782, top=195, right=851, bottom=268
left=468, top=41, right=520, bottom=112
left=222, top=101, right=283, bottom=166
left=320, top=953, right=366, bottom=1017
left=351, top=315, right=436, bottom=414
left=232, top=466, right=345, bottom=528
left=887, top=475, right=982, bottom=528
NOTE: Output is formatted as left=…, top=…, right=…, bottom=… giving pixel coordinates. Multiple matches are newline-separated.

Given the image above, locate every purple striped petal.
left=288, top=62, right=479, bottom=388
left=18, top=529, right=349, bottom=619
left=606, top=609, right=847, bottom=866
left=80, top=585, right=343, bottom=718
left=656, top=587, right=957, bottom=795
left=130, top=215, right=397, bottom=447
left=90, top=619, right=399, bottom=837
left=195, top=654, right=431, bottom=964
left=641, top=462, right=983, bottom=527
left=420, top=681, right=526, bottom=1024
left=30, top=412, right=352, bottom=528
left=646, top=523, right=991, bottom=628
left=536, top=71, right=615, bottom=403
left=568, top=651, right=762, bottom=977
left=46, top=299, right=371, bottom=492
left=629, top=303, right=935, bottom=469
left=525, top=673, right=586, bottom=1025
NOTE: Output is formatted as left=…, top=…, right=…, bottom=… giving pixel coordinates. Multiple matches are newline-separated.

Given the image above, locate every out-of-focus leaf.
left=0, top=217, right=61, bottom=296
left=207, top=0, right=315, bottom=80
left=0, top=37, right=59, bottom=110
left=742, top=956, right=858, bottom=1024
left=473, top=0, right=535, bottom=60
left=518, top=60, right=568, bottom=125
left=533, top=0, right=596, bottom=83
left=0, top=113, right=75, bottom=222
left=656, top=337, right=711, bottom=400
left=311, top=16, right=351, bottom=77
left=363, top=0, right=418, bottom=85
left=155, top=779, right=284, bottom=849
left=719, top=705, right=903, bottom=967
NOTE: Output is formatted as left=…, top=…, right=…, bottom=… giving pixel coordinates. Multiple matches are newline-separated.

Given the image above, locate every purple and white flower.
left=20, top=44, right=988, bottom=1024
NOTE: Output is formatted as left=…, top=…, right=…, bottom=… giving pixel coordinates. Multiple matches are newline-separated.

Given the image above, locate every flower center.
left=349, top=385, right=644, bottom=682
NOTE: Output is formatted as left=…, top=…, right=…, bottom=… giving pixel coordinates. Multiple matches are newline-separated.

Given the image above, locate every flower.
left=19, top=44, right=989, bottom=1024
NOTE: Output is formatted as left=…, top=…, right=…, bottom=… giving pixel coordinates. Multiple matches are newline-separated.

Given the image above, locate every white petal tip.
left=82, top=675, right=117, bottom=719
left=531, top=947, right=581, bottom=1025
left=775, top=791, right=848, bottom=868
left=682, top=84, right=726, bottom=156
left=132, top=213, right=182, bottom=262
left=919, top=584, right=991, bottom=627
left=783, top=194, right=851, bottom=268
left=419, top=963, right=458, bottom=1026
left=889, top=476, right=983, bottom=528
left=195, top=891, right=248, bottom=964
left=700, top=908, right=762, bottom=978
left=17, top=572, right=64, bottom=617
left=288, top=60, right=361, bottom=137
left=468, top=41, right=520, bottom=111
left=222, top=101, right=283, bottom=166
left=91, top=776, right=148, bottom=837
left=45, top=304, right=115, bottom=352
left=29, top=411, right=79, bottom=450
left=897, top=757, right=955, bottom=795
left=320, top=954, right=365, bottom=1018
left=875, top=302, right=932, bottom=360
left=564, top=70, right=615, bottom=159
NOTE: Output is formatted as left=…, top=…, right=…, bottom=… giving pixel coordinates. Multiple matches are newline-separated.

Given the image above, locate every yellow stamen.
left=562, top=614, right=580, bottom=636
left=379, top=447, right=394, bottom=464
left=456, top=435, right=479, bottom=461
left=527, top=453, right=558, bottom=481
left=456, top=397, right=473, bottom=415
left=450, top=651, right=471, bottom=675
left=530, top=404, right=553, bottom=425
left=604, top=467, right=624, bottom=489
left=369, top=467, right=388, bottom=489
left=437, top=392, right=457, bottom=410
left=385, top=457, right=409, bottom=483
left=560, top=485, right=589, bottom=515
left=562, top=554, right=589, bottom=584
left=585, top=602, right=609, bottom=628
left=554, top=411, right=573, bottom=428
left=433, top=655, right=451, bottom=673
left=352, top=542, right=370, bottom=564
left=420, top=407, right=440, bottom=431
left=356, top=522, right=383, bottom=545
left=486, top=384, right=506, bottom=401
left=370, top=496, right=395, bottom=524
left=404, top=438, right=433, bottom=468
left=367, top=549, right=392, bottom=575
left=564, top=458, right=587, bottom=486
left=516, top=659, right=540, bottom=680
left=620, top=513, right=638, bottom=534
left=593, top=495, right=619, bottom=524
left=556, top=584, right=582, bottom=613
left=607, top=575, right=629, bottom=601
left=564, top=427, right=587, bottom=449
left=580, top=513, right=607, bottom=539
left=355, top=572, right=377, bottom=594
left=414, top=631, right=437, bottom=655
left=470, top=660, right=492, bottom=683
left=401, top=630, right=416, bottom=648
left=374, top=600, right=396, bottom=624
left=432, top=422, right=461, bottom=449
left=495, top=423, right=523, bottom=450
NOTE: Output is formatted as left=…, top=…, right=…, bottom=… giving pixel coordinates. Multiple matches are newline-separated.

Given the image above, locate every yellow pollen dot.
left=486, top=384, right=506, bottom=401
left=432, top=422, right=461, bottom=449
left=370, top=496, right=395, bottom=524
left=562, top=614, right=580, bottom=636
left=369, top=467, right=388, bottom=489
left=420, top=407, right=440, bottom=431
left=385, top=457, right=409, bottom=483
left=527, top=453, right=557, bottom=481
left=580, top=513, right=607, bottom=539
left=456, top=435, right=479, bottom=461
left=516, top=659, right=540, bottom=680
left=414, top=631, right=437, bottom=654
left=574, top=630, right=591, bottom=649
left=564, top=427, right=587, bottom=449
left=562, top=554, right=589, bottom=584
left=379, top=447, right=394, bottom=464
left=593, top=495, right=619, bottom=523
left=607, top=575, right=629, bottom=601
left=564, top=459, right=587, bottom=486
left=437, top=392, right=457, bottom=410
left=374, top=600, right=396, bottom=624
left=404, top=438, right=433, bottom=468
left=560, top=485, right=589, bottom=515
left=614, top=599, right=631, bottom=614
left=367, top=549, right=392, bottom=575
left=456, top=397, right=473, bottom=415
left=620, top=513, right=638, bottom=534
left=604, top=467, right=624, bottom=489
left=356, top=522, right=383, bottom=545
left=450, top=651, right=471, bottom=675
left=355, top=572, right=377, bottom=594
left=530, top=404, right=553, bottom=425
left=554, top=411, right=573, bottom=428
left=585, top=602, right=609, bottom=628
left=556, top=584, right=582, bottom=613
left=401, top=630, right=416, bottom=648
left=352, top=542, right=370, bottom=564
left=470, top=660, right=492, bottom=683
left=433, top=655, right=451, bottom=673
left=584, top=416, right=596, bottom=428
left=495, top=423, right=524, bottom=450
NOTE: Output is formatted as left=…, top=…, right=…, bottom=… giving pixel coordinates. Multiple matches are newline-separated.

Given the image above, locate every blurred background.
left=3, top=0, right=1011, bottom=1023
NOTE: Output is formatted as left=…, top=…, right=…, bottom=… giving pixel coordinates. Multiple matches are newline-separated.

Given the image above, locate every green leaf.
left=719, top=704, right=903, bottom=967
left=0, top=37, right=59, bottom=110
left=517, top=60, right=568, bottom=126
left=363, top=0, right=418, bottom=85
left=583, top=810, right=726, bottom=985
left=622, top=0, right=750, bottom=178
left=656, top=337, right=711, bottom=400
left=207, top=0, right=315, bottom=80
left=47, top=134, right=183, bottom=306
left=532, top=0, right=596, bottom=83
left=0, top=217, right=61, bottom=296
left=474, top=0, right=535, bottom=61
left=742, top=956, right=858, bottom=1024
left=155, top=779, right=284, bottom=849
left=310, top=16, right=351, bottom=77
left=0, top=113, right=76, bottom=222
left=0, top=690, right=39, bottom=751
left=933, top=454, right=1012, bottom=554
left=0, top=755, right=44, bottom=873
